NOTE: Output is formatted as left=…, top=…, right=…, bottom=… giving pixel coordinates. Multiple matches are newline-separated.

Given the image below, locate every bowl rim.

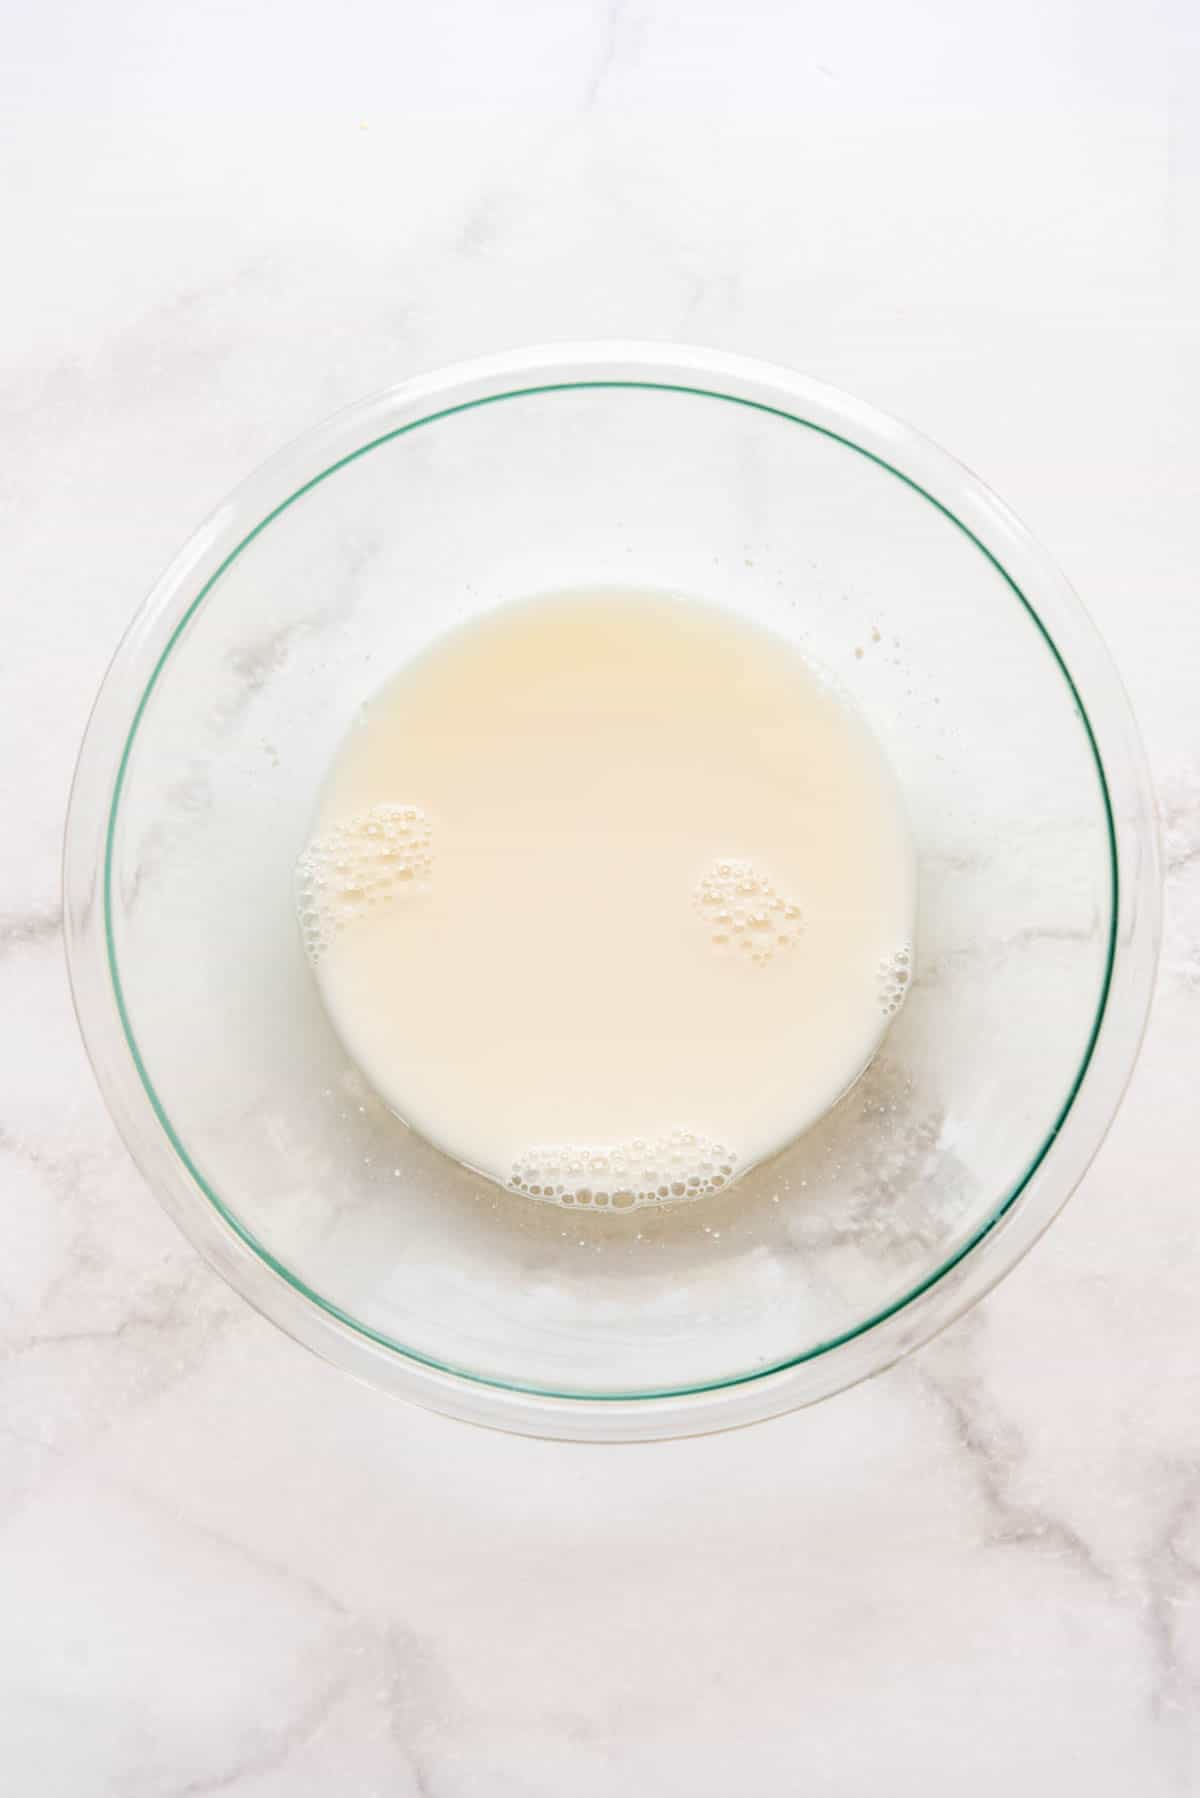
left=63, top=341, right=1162, bottom=1440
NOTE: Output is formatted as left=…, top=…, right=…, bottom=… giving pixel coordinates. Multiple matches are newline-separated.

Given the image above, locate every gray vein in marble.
left=1155, top=767, right=1200, bottom=995
left=0, top=1124, right=120, bottom=1267
left=224, top=617, right=319, bottom=698
left=124, top=533, right=383, bottom=906
left=0, top=1120, right=242, bottom=1517
left=917, top=1314, right=1110, bottom=1584
left=456, top=188, right=505, bottom=260
left=6, top=1262, right=221, bottom=1364
left=583, top=0, right=632, bottom=109
left=0, top=1127, right=90, bottom=1325
left=682, top=268, right=743, bottom=321
left=0, top=1421, right=68, bottom=1463
left=116, top=535, right=383, bottom=918
left=71, top=1493, right=371, bottom=1796
left=1167, top=839, right=1200, bottom=877
left=119, top=761, right=213, bottom=914
left=380, top=1622, right=464, bottom=1798
left=1161, top=776, right=1200, bottom=880
left=1, top=255, right=282, bottom=406
left=0, top=1256, right=239, bottom=1497
left=448, top=123, right=571, bottom=263
left=0, top=903, right=62, bottom=957
left=165, top=1673, right=353, bottom=1798
left=914, top=919, right=1098, bottom=992
left=150, top=1593, right=457, bottom=1798
left=171, top=1501, right=351, bottom=1620
left=214, top=532, right=380, bottom=733
left=1141, top=1462, right=1200, bottom=1723
left=212, top=607, right=338, bottom=729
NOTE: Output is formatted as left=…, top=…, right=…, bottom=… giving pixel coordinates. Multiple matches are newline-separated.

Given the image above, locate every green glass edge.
left=103, top=379, right=1120, bottom=1405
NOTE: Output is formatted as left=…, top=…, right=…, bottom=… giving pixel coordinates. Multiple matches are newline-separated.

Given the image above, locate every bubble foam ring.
left=877, top=945, right=912, bottom=1017
left=295, top=803, right=432, bottom=961
left=694, top=858, right=804, bottom=966
left=509, top=1129, right=738, bottom=1211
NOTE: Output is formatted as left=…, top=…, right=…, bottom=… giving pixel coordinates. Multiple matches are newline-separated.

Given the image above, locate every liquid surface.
left=298, top=589, right=916, bottom=1209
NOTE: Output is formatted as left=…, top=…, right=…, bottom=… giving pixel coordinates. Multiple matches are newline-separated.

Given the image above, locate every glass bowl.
left=64, top=344, right=1160, bottom=1440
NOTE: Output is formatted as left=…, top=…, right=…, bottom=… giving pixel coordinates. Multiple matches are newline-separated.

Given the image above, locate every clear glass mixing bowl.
left=64, top=345, right=1160, bottom=1439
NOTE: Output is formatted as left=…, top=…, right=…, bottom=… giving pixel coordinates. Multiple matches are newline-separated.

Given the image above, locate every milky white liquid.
left=297, top=589, right=916, bottom=1211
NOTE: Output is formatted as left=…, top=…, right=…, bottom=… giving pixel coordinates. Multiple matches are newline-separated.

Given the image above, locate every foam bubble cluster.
left=694, top=859, right=803, bottom=965
left=295, top=803, right=432, bottom=961
left=877, top=946, right=912, bottom=1016
left=509, top=1130, right=737, bottom=1211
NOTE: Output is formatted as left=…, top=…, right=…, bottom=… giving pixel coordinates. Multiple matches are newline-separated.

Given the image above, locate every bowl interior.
left=103, top=377, right=1113, bottom=1399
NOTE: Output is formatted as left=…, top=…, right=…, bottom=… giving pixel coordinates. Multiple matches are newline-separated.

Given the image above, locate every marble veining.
left=583, top=0, right=634, bottom=110
left=3, top=1, right=1199, bottom=1791
left=0, top=904, right=63, bottom=957
left=917, top=1313, right=1111, bottom=1583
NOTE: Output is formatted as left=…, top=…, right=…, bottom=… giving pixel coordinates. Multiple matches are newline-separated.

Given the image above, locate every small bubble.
left=510, top=1132, right=739, bottom=1213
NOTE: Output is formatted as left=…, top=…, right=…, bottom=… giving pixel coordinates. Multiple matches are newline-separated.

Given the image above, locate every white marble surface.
left=3, top=1, right=1200, bottom=1790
